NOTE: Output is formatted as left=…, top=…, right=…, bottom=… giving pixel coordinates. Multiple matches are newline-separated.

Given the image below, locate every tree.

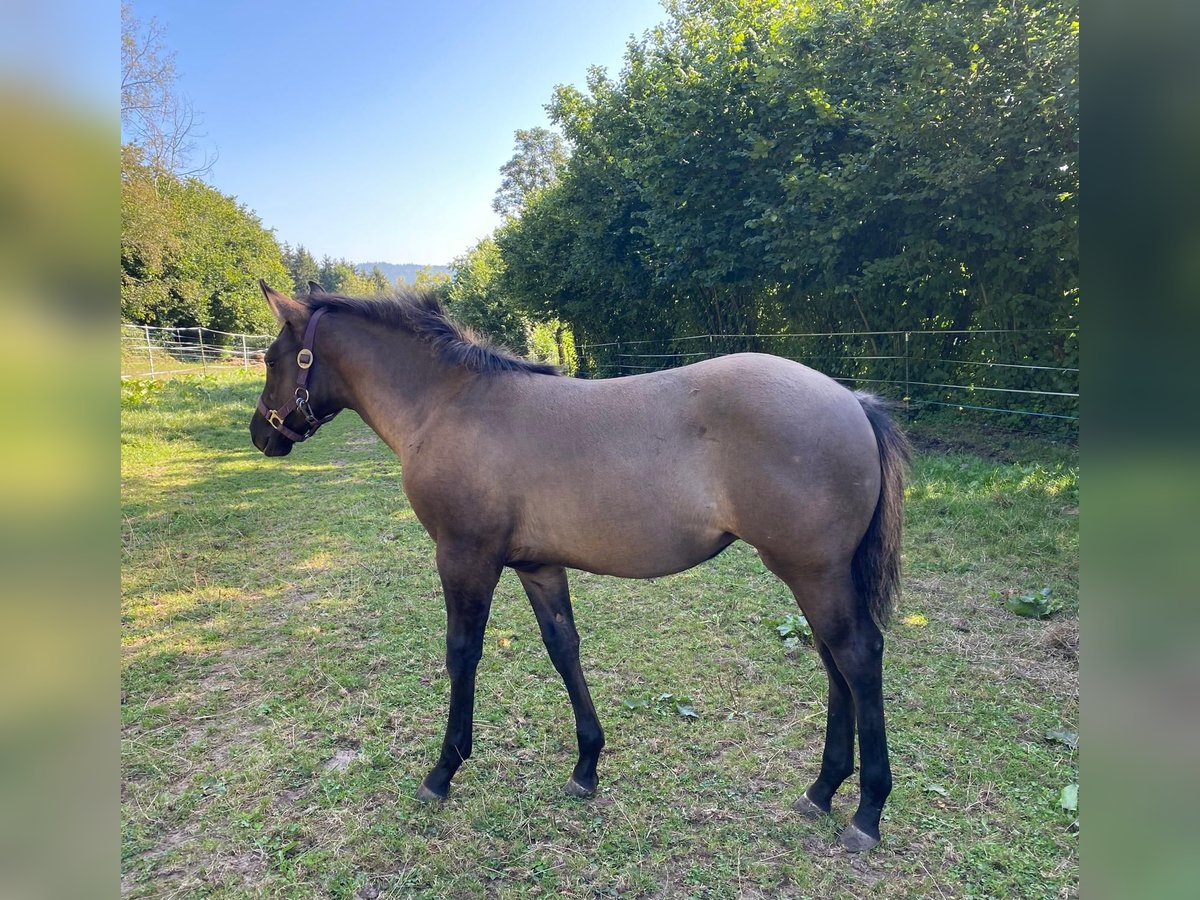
left=492, top=127, right=569, bottom=218
left=446, top=238, right=529, bottom=353
left=121, top=1, right=212, bottom=175
left=317, top=257, right=377, bottom=296
left=367, top=266, right=392, bottom=293
left=413, top=266, right=452, bottom=291
left=120, top=145, right=179, bottom=326
left=496, top=0, right=1077, bottom=389
left=282, top=244, right=321, bottom=295
left=121, top=147, right=289, bottom=335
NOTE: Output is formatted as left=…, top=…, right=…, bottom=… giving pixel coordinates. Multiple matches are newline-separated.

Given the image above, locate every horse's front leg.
left=515, top=565, right=605, bottom=797
left=416, top=544, right=501, bottom=802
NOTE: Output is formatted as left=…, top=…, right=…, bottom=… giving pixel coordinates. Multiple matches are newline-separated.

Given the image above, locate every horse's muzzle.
left=263, top=438, right=293, bottom=457
left=250, top=419, right=293, bottom=456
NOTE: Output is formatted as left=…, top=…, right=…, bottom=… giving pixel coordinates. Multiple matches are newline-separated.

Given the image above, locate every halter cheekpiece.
left=256, top=306, right=339, bottom=442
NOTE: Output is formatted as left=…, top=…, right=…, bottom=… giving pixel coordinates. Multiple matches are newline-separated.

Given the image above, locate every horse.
left=248, top=280, right=910, bottom=852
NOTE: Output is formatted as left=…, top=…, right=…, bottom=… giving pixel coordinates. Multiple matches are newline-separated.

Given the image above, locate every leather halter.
left=256, top=306, right=339, bottom=442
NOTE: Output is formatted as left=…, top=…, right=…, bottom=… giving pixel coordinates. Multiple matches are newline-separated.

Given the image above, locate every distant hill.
left=355, top=262, right=452, bottom=285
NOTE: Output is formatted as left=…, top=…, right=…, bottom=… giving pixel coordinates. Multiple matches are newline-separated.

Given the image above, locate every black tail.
left=852, top=393, right=912, bottom=629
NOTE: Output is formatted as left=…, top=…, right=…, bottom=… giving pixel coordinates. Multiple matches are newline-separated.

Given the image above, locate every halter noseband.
left=256, top=306, right=339, bottom=442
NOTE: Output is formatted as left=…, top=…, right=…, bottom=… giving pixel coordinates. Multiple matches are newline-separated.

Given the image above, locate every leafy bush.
left=766, top=612, right=813, bottom=650
left=120, top=378, right=163, bottom=408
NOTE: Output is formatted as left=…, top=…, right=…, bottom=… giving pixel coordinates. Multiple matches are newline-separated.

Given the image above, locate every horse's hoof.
left=564, top=777, right=596, bottom=799
left=793, top=792, right=830, bottom=819
left=838, top=823, right=880, bottom=852
left=415, top=782, right=447, bottom=804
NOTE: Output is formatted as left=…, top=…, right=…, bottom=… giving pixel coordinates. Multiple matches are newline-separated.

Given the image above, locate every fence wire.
left=576, top=328, right=1079, bottom=428
left=122, top=323, right=1079, bottom=429
left=121, top=324, right=275, bottom=379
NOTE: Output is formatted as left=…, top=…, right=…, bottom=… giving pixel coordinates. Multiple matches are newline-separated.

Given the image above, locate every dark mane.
left=299, top=288, right=560, bottom=377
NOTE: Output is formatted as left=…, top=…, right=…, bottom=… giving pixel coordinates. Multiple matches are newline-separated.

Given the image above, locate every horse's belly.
left=513, top=488, right=733, bottom=579
left=543, top=531, right=734, bottom=580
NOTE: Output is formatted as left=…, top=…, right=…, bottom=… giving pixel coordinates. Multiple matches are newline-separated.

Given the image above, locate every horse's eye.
left=266, top=359, right=277, bottom=368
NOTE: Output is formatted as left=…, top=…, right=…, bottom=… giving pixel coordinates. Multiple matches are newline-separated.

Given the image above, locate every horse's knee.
left=445, top=636, right=484, bottom=676
left=557, top=630, right=581, bottom=660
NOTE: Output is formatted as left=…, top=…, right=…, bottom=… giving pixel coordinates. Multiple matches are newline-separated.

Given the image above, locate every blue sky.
left=129, top=0, right=670, bottom=266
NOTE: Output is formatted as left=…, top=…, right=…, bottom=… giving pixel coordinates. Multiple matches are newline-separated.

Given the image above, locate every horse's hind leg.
left=515, top=565, right=605, bottom=797
left=767, top=560, right=892, bottom=852
left=826, top=611, right=891, bottom=851
left=793, top=638, right=856, bottom=819
left=820, top=614, right=888, bottom=854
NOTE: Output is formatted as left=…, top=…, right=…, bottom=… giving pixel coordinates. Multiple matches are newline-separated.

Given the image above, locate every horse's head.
left=250, top=280, right=343, bottom=457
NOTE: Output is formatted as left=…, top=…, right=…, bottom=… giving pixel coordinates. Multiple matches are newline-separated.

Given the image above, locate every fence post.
left=198, top=327, right=207, bottom=372
left=241, top=334, right=249, bottom=370
left=144, top=324, right=155, bottom=377
left=903, top=331, right=911, bottom=417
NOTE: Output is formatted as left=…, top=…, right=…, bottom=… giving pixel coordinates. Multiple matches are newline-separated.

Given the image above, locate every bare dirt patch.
left=1040, top=619, right=1079, bottom=661
left=324, top=747, right=365, bottom=772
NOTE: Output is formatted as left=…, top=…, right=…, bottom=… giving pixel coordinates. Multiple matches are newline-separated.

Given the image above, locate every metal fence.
left=122, top=322, right=1078, bottom=430
left=576, top=328, right=1079, bottom=428
left=121, top=323, right=276, bottom=379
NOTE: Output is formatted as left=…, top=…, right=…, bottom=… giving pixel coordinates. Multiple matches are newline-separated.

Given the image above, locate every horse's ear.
left=259, top=280, right=307, bottom=328
left=307, top=280, right=325, bottom=296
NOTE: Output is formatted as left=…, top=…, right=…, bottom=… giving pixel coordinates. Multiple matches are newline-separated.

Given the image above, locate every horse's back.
left=413, top=353, right=882, bottom=578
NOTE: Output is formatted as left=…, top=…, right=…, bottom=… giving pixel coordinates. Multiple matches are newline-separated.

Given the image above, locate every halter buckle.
left=268, top=410, right=284, bottom=429
left=297, top=348, right=314, bottom=368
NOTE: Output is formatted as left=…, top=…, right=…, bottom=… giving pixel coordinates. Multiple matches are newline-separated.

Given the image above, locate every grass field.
left=121, top=371, right=1078, bottom=899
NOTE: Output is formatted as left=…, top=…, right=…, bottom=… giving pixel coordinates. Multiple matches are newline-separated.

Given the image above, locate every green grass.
left=122, top=371, right=1079, bottom=898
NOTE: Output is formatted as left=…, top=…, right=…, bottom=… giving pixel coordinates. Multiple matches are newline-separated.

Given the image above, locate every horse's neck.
left=331, top=320, right=465, bottom=456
